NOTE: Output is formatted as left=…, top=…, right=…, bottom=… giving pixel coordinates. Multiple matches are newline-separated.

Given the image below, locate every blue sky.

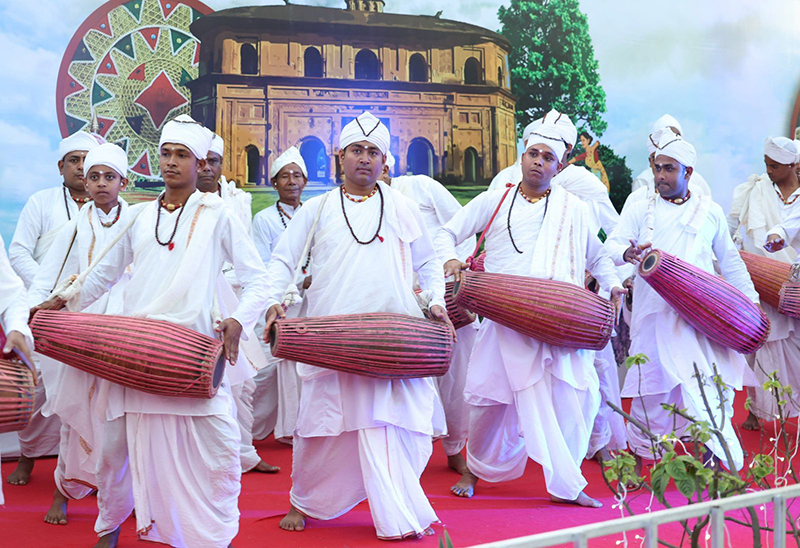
left=2, top=0, right=800, bottom=246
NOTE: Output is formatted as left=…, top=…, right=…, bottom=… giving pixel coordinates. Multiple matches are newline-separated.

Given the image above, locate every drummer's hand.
left=3, top=331, right=36, bottom=384
left=444, top=259, right=468, bottom=283
left=623, top=239, right=651, bottom=264
left=430, top=304, right=457, bottom=343
left=28, top=296, right=67, bottom=322
left=610, top=286, right=628, bottom=329
left=263, top=304, right=286, bottom=344
left=216, top=318, right=243, bottom=364
left=765, top=234, right=786, bottom=252
left=622, top=276, right=635, bottom=291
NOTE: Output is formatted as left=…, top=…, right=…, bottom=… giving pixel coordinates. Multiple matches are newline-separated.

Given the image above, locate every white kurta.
left=728, top=176, right=800, bottom=420
left=435, top=184, right=622, bottom=500
left=0, top=234, right=35, bottom=504
left=80, top=190, right=270, bottom=547
left=631, top=167, right=713, bottom=197
left=489, top=162, right=619, bottom=235
left=606, top=194, right=758, bottom=470
left=266, top=182, right=445, bottom=539
left=623, top=173, right=710, bottom=216
left=29, top=201, right=132, bottom=499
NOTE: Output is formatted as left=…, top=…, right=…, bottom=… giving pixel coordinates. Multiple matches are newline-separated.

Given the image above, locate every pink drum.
left=639, top=249, right=769, bottom=354
left=452, top=271, right=615, bottom=350
left=779, top=282, right=800, bottom=319
left=739, top=250, right=792, bottom=309
left=270, top=313, right=453, bottom=379
left=0, top=359, right=35, bottom=434
left=471, top=252, right=486, bottom=272
left=30, top=310, right=226, bottom=398
left=444, top=281, right=476, bottom=330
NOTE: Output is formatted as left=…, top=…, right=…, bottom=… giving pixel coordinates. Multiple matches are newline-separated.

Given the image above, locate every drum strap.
left=466, top=183, right=516, bottom=270
left=51, top=225, right=78, bottom=293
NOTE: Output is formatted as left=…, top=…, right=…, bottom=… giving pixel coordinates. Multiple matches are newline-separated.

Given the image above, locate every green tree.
left=499, top=0, right=607, bottom=137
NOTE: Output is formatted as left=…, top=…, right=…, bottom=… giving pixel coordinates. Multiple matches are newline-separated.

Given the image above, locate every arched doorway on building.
left=304, top=47, right=323, bottom=77
left=464, top=147, right=480, bottom=182
left=299, top=137, right=330, bottom=183
left=406, top=138, right=436, bottom=176
left=355, top=49, right=380, bottom=80
left=409, top=53, right=427, bottom=82
left=245, top=145, right=260, bottom=184
left=464, top=57, right=482, bottom=84
left=240, top=44, right=258, bottom=75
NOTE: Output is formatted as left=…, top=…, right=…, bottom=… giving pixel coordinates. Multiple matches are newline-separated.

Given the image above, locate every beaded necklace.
left=98, top=204, right=122, bottom=228
left=508, top=184, right=550, bottom=254
left=155, top=193, right=187, bottom=251
left=62, top=185, right=92, bottom=221
left=776, top=187, right=800, bottom=206
left=342, top=185, right=378, bottom=203
left=276, top=201, right=302, bottom=228
left=340, top=184, right=384, bottom=244
left=661, top=189, right=691, bottom=205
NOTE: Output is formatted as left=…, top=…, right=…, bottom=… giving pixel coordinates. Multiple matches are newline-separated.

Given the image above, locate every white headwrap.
left=269, top=146, right=307, bottom=180
left=522, top=118, right=544, bottom=150
left=339, top=111, right=390, bottom=154
left=209, top=133, right=224, bottom=156
left=84, top=143, right=128, bottom=177
left=542, top=109, right=578, bottom=148
left=652, top=114, right=683, bottom=136
left=653, top=128, right=696, bottom=169
left=764, top=137, right=799, bottom=165
left=159, top=114, right=212, bottom=160
left=524, top=122, right=567, bottom=163
left=58, top=132, right=104, bottom=161
left=386, top=151, right=396, bottom=170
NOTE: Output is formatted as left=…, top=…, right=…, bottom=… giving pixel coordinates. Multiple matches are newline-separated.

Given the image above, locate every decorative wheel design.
left=56, top=0, right=212, bottom=182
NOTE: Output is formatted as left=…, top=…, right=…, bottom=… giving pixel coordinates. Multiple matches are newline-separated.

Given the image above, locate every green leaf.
left=676, top=476, right=696, bottom=498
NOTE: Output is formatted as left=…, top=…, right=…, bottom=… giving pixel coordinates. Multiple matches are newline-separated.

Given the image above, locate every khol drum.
left=30, top=310, right=226, bottom=398
left=739, top=250, right=791, bottom=309
left=639, top=249, right=769, bottom=354
left=0, top=359, right=34, bottom=434
left=270, top=313, right=453, bottom=379
left=452, top=271, right=615, bottom=350
left=779, top=282, right=800, bottom=319
left=444, top=281, right=476, bottom=330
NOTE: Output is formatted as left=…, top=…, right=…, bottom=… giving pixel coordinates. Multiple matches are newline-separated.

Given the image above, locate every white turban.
left=84, top=143, right=128, bottom=177
left=339, top=111, right=390, bottom=154
left=542, top=109, right=578, bottom=148
left=524, top=122, right=567, bottom=164
left=269, top=146, right=307, bottom=180
left=209, top=133, right=224, bottom=156
left=386, top=151, right=396, bottom=170
left=764, top=137, right=799, bottom=165
left=159, top=114, right=212, bottom=160
left=653, top=128, right=696, bottom=169
left=652, top=114, right=683, bottom=136
left=522, top=118, right=544, bottom=150
left=58, top=132, right=104, bottom=161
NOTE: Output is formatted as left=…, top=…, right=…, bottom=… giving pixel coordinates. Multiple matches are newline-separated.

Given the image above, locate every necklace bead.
left=340, top=184, right=384, bottom=245
left=155, top=193, right=187, bottom=250
left=661, top=189, right=691, bottom=205
left=776, top=187, right=800, bottom=206
left=507, top=183, right=550, bottom=254
left=342, top=185, right=378, bottom=203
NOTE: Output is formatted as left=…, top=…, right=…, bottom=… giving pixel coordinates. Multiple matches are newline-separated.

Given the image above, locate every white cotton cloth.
left=269, top=146, right=307, bottom=180
left=249, top=354, right=278, bottom=440
left=290, top=426, right=438, bottom=539
left=159, top=114, right=212, bottom=160
left=489, top=163, right=619, bottom=235
left=652, top=114, right=683, bottom=136
left=84, top=143, right=128, bottom=177
left=629, top=166, right=712, bottom=198
left=9, top=186, right=83, bottom=288
left=525, top=122, right=567, bottom=163
left=57, top=131, right=103, bottom=161
left=764, top=137, right=799, bottom=165
left=231, top=378, right=261, bottom=471
left=339, top=111, right=390, bottom=154
left=94, top=416, right=134, bottom=538
left=587, top=342, right=627, bottom=458
left=542, top=109, right=578, bottom=147
left=210, top=133, right=224, bottom=156
left=654, top=128, right=696, bottom=168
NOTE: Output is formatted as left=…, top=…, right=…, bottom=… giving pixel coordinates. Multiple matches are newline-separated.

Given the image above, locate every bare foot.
left=251, top=460, right=281, bottom=474
left=44, top=488, right=69, bottom=525
left=279, top=506, right=306, bottom=532
left=6, top=455, right=34, bottom=485
left=450, top=471, right=478, bottom=498
left=447, top=452, right=469, bottom=475
left=93, top=527, right=121, bottom=548
left=594, top=447, right=613, bottom=466
left=742, top=411, right=760, bottom=431
left=422, top=527, right=435, bottom=536
left=550, top=491, right=603, bottom=508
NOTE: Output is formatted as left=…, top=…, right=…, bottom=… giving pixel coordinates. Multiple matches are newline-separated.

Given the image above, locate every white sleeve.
left=79, top=230, right=133, bottom=309
left=408, top=204, right=446, bottom=309
left=604, top=201, right=642, bottom=266
left=28, top=220, right=78, bottom=307
left=712, top=209, right=759, bottom=303
left=0, top=240, right=33, bottom=348
left=251, top=211, right=274, bottom=267
left=434, top=192, right=496, bottom=266
left=586, top=233, right=622, bottom=293
left=8, top=196, right=44, bottom=288
left=595, top=195, right=619, bottom=235
left=769, top=205, right=800, bottom=247
left=265, top=200, right=319, bottom=309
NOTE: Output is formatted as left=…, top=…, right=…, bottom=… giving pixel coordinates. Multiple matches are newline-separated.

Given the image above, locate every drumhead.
left=211, top=350, right=226, bottom=392
left=640, top=250, right=661, bottom=275
left=268, top=323, right=279, bottom=356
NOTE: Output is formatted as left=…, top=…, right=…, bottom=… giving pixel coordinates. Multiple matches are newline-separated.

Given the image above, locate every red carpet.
left=0, top=392, right=797, bottom=547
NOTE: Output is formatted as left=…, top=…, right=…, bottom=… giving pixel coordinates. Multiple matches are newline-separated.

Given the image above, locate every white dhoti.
left=251, top=359, right=278, bottom=440
left=232, top=378, right=261, bottom=471
left=95, top=416, right=134, bottom=538
left=274, top=359, right=301, bottom=442
left=54, top=423, right=95, bottom=500
left=436, top=324, right=476, bottom=456
left=290, top=425, right=437, bottom=539
left=587, top=343, right=627, bottom=458
left=18, top=377, right=61, bottom=458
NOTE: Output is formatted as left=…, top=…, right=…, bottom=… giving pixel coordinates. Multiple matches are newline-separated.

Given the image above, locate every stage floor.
left=0, top=392, right=796, bottom=547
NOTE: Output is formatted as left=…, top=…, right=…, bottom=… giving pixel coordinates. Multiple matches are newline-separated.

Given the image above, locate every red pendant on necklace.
left=168, top=242, right=175, bottom=251
left=377, top=235, right=384, bottom=243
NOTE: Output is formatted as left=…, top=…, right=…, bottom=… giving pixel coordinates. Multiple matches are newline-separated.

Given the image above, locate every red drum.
left=739, top=250, right=792, bottom=309
left=0, top=360, right=35, bottom=434
left=452, top=271, right=614, bottom=350
left=444, top=281, right=476, bottom=330
left=779, top=282, right=800, bottom=319
left=30, top=310, right=226, bottom=399
left=471, top=252, right=486, bottom=272
left=639, top=249, right=769, bottom=354
left=270, top=313, right=453, bottom=379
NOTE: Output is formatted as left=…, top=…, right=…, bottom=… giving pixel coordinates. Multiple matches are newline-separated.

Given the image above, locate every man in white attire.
left=606, top=129, right=758, bottom=474
left=729, top=137, right=800, bottom=430
left=76, top=114, right=270, bottom=548
left=265, top=111, right=451, bottom=539
left=252, top=146, right=310, bottom=444
left=437, top=120, right=625, bottom=507
left=6, top=131, right=102, bottom=486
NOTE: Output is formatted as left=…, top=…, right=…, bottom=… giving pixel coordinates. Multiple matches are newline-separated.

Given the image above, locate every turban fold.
left=524, top=122, right=567, bottom=163
left=210, top=133, right=224, bottom=156
left=58, top=132, right=104, bottom=161
left=84, top=143, right=128, bottom=177
left=652, top=114, right=683, bottom=136
left=653, top=128, right=696, bottom=169
left=269, top=146, right=307, bottom=180
left=159, top=114, right=212, bottom=160
left=386, top=151, right=396, bottom=170
left=339, top=111, right=390, bottom=154
left=764, top=137, right=799, bottom=165
left=542, top=109, right=578, bottom=148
